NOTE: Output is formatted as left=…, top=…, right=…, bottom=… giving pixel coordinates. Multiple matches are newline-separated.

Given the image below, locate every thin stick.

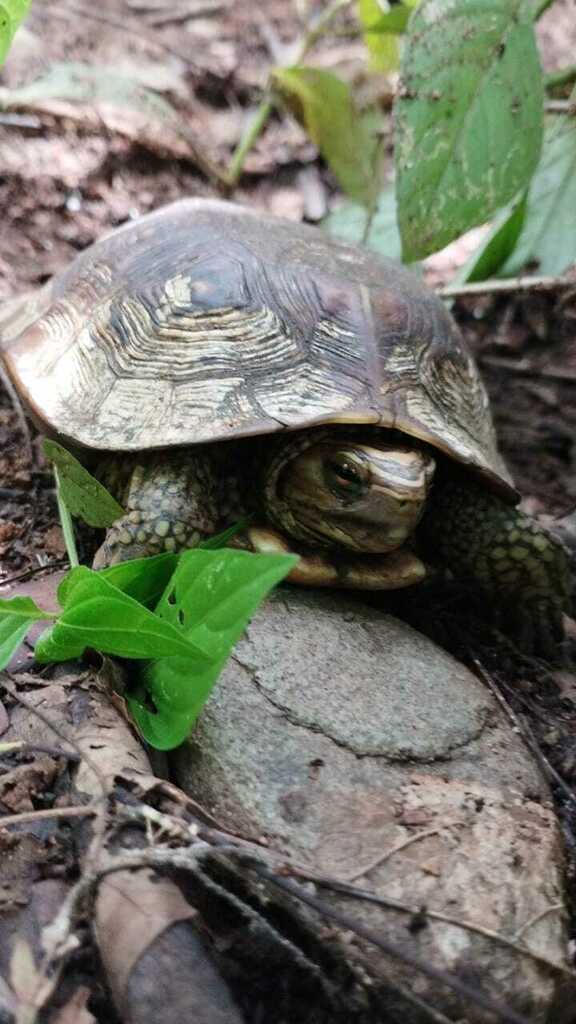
left=437, top=274, right=573, bottom=300
left=248, top=862, right=532, bottom=1024
left=294, top=871, right=572, bottom=979
left=471, top=658, right=576, bottom=813
left=545, top=100, right=576, bottom=114
left=0, top=805, right=96, bottom=828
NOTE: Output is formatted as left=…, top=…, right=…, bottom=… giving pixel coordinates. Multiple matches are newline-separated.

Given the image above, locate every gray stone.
left=173, top=589, right=575, bottom=1022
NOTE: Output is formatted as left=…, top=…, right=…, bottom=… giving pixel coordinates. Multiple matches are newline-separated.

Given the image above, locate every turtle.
left=0, top=198, right=570, bottom=654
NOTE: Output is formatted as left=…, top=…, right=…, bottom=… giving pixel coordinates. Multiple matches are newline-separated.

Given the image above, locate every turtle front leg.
left=421, top=476, right=572, bottom=657
left=92, top=453, right=222, bottom=568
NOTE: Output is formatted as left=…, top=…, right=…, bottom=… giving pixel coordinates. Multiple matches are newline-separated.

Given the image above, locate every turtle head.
left=265, top=435, right=436, bottom=553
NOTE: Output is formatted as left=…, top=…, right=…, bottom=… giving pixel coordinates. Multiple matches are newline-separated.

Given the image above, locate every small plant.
left=2, top=1, right=574, bottom=279
left=0, top=446, right=297, bottom=749
left=0, top=0, right=29, bottom=65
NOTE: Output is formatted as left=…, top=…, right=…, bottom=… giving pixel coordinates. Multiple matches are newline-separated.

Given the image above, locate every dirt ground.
left=0, top=0, right=576, bottom=1014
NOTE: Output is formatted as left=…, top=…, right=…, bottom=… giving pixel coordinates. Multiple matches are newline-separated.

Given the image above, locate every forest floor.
left=0, top=0, right=576, bottom=1003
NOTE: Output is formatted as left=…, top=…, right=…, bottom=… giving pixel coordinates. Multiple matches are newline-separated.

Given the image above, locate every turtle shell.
left=0, top=198, right=514, bottom=497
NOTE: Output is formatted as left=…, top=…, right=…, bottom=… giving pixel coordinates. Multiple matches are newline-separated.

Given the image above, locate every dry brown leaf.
left=9, top=936, right=40, bottom=1005
left=0, top=758, right=59, bottom=813
left=95, top=870, right=197, bottom=1005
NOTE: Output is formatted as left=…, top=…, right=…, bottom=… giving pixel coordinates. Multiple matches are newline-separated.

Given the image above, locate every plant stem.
left=55, top=468, right=79, bottom=568
left=227, top=97, right=275, bottom=187
left=226, top=0, right=353, bottom=186
left=533, top=0, right=556, bottom=17
left=545, top=64, right=576, bottom=91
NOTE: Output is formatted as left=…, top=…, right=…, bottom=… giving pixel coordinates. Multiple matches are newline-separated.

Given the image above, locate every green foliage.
left=357, top=0, right=417, bottom=71
left=0, top=548, right=296, bottom=749
left=324, top=185, right=403, bottom=260
left=0, top=596, right=55, bottom=671
left=450, top=196, right=528, bottom=287
left=498, top=114, right=576, bottom=277
left=272, top=66, right=380, bottom=206
left=35, top=567, right=208, bottom=663
left=395, top=0, right=543, bottom=261
left=129, top=549, right=298, bottom=750
left=0, top=0, right=30, bottom=66
left=43, top=440, right=124, bottom=528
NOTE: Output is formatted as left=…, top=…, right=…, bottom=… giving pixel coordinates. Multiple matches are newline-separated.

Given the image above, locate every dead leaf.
left=0, top=758, right=59, bottom=813
left=9, top=936, right=41, bottom=1005
left=95, top=870, right=198, bottom=1004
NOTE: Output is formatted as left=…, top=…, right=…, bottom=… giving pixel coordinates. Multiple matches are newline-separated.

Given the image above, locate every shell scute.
left=0, top=198, right=513, bottom=494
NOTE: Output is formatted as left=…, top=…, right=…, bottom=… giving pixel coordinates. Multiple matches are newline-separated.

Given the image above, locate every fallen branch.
left=437, top=274, right=574, bottom=300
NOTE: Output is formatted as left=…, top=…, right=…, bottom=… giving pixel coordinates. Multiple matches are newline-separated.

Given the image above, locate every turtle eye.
left=324, top=452, right=369, bottom=500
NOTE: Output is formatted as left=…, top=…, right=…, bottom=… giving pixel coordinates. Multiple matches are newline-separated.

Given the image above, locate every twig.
left=0, top=740, right=80, bottom=759
left=0, top=805, right=96, bottom=828
left=0, top=363, right=33, bottom=464
left=246, top=860, right=532, bottom=1024
left=293, top=871, right=573, bottom=979
left=343, top=825, right=463, bottom=882
left=513, top=904, right=566, bottom=942
left=545, top=99, right=576, bottom=114
left=437, top=274, right=573, bottom=300
left=471, top=658, right=576, bottom=813
left=0, top=561, right=67, bottom=589
left=89, top=845, right=536, bottom=1023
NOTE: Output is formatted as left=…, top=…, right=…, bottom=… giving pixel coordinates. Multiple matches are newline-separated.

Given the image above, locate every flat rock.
left=173, top=589, right=575, bottom=1023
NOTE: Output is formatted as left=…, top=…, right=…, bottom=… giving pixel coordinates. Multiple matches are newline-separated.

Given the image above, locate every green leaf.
left=35, top=567, right=210, bottom=664
left=450, top=193, right=527, bottom=287
left=198, top=518, right=251, bottom=550
left=272, top=66, right=379, bottom=206
left=395, top=0, right=544, bottom=261
left=43, top=440, right=124, bottom=528
left=0, top=0, right=30, bottom=67
left=358, top=0, right=419, bottom=71
left=129, top=548, right=298, bottom=750
left=359, top=0, right=413, bottom=35
left=0, top=596, right=55, bottom=672
left=324, top=185, right=403, bottom=260
left=499, top=116, right=576, bottom=277
left=358, top=0, right=400, bottom=71
left=98, top=553, right=180, bottom=608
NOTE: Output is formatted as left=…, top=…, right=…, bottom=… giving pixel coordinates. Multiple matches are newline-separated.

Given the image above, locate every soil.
left=0, top=0, right=575, bottom=1015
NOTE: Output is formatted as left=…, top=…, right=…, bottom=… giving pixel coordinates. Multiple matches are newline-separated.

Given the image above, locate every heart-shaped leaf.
left=395, top=0, right=543, bottom=260
left=43, top=440, right=124, bottom=528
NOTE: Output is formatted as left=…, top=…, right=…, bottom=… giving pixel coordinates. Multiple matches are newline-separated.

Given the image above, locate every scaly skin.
left=93, top=447, right=571, bottom=657
left=92, top=451, right=233, bottom=568
left=421, top=475, right=572, bottom=657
